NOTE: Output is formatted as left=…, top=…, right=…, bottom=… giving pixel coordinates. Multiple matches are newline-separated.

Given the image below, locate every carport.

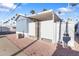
left=27, top=10, right=60, bottom=42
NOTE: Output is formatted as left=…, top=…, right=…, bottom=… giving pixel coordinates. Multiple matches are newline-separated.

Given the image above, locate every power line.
left=1, top=3, right=21, bottom=21
left=4, top=3, right=21, bottom=20
left=0, top=4, right=16, bottom=19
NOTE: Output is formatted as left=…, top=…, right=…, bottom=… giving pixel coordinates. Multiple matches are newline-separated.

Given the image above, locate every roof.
left=16, top=9, right=61, bottom=22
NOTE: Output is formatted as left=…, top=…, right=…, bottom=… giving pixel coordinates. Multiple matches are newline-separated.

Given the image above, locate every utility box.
left=63, top=36, right=71, bottom=43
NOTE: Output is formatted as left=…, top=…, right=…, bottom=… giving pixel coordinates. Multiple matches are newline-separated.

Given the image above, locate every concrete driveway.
left=0, top=34, right=79, bottom=56
left=0, top=36, right=26, bottom=56
left=7, top=34, right=79, bottom=56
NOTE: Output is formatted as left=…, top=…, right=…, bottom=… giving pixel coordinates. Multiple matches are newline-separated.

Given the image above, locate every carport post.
left=58, top=20, right=62, bottom=44
left=35, top=21, right=40, bottom=40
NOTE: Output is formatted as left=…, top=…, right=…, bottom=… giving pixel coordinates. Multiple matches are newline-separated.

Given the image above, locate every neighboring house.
left=0, top=26, right=10, bottom=32
left=15, top=9, right=75, bottom=47
left=2, top=19, right=16, bottom=32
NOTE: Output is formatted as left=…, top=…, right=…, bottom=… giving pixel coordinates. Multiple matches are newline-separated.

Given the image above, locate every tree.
left=58, top=11, right=62, bottom=14
left=30, top=10, right=35, bottom=14
left=42, top=9, right=47, bottom=11
left=76, top=19, right=78, bottom=21
left=11, top=18, right=13, bottom=20
left=13, top=16, right=15, bottom=18
left=70, top=3, right=79, bottom=7
left=67, top=18, right=72, bottom=21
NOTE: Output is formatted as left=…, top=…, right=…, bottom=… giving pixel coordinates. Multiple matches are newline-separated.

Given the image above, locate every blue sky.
left=0, top=3, right=79, bottom=21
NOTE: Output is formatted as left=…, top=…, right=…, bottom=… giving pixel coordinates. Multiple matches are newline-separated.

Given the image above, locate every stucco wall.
left=60, top=22, right=75, bottom=47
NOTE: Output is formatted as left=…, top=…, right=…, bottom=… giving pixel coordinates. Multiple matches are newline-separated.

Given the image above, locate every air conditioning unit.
left=18, top=34, right=24, bottom=38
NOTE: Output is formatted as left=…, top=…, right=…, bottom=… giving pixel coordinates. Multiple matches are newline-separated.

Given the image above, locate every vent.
left=41, top=38, right=52, bottom=43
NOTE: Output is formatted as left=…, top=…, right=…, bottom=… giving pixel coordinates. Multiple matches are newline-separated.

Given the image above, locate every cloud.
left=0, top=3, right=17, bottom=12
left=57, top=7, right=74, bottom=13
left=0, top=8, right=9, bottom=12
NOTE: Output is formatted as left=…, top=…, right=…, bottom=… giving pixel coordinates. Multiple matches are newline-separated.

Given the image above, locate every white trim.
left=16, top=9, right=60, bottom=22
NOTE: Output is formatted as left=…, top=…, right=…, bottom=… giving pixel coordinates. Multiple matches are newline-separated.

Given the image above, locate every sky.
left=0, top=3, right=79, bottom=22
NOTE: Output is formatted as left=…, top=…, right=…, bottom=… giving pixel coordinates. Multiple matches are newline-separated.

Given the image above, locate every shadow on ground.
left=11, top=40, right=38, bottom=56
left=52, top=44, right=79, bottom=56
